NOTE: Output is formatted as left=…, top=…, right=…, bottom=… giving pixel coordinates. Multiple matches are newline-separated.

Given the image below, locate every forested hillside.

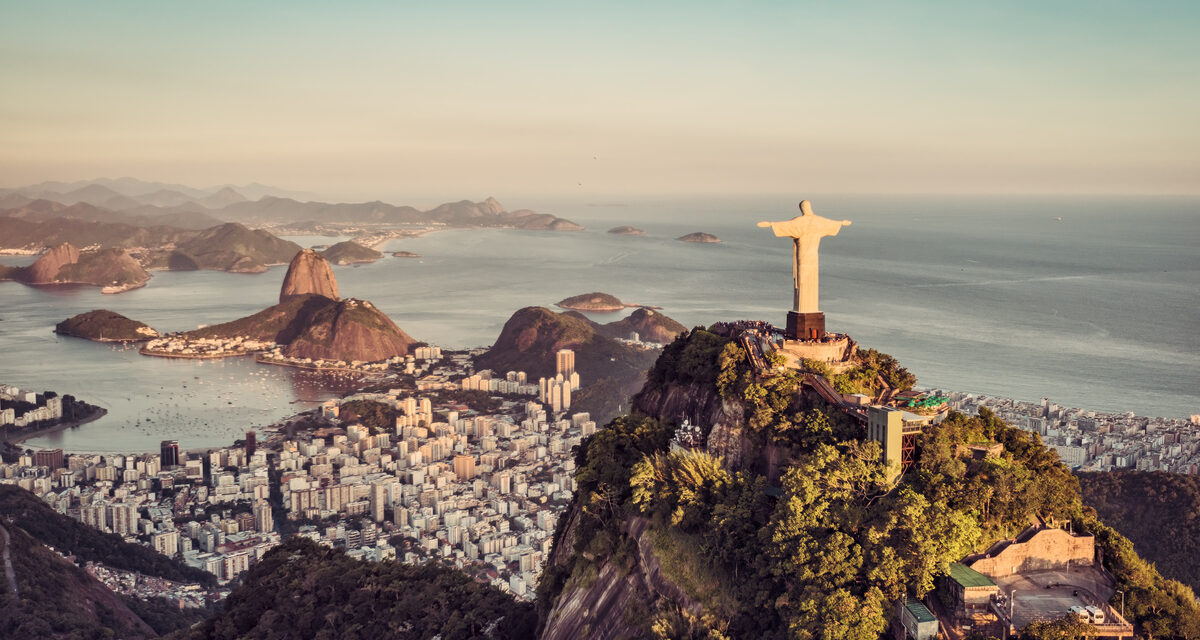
left=537, top=327, right=1200, bottom=639
left=1080, top=470, right=1200, bottom=592
left=0, top=485, right=215, bottom=586
left=175, top=537, right=536, bottom=640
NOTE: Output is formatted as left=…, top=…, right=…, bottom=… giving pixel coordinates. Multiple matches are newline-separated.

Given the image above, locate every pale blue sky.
left=1, top=1, right=1197, bottom=200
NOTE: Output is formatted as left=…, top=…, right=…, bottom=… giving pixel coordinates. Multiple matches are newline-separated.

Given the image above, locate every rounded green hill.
left=556, top=292, right=625, bottom=312
left=55, top=309, right=159, bottom=342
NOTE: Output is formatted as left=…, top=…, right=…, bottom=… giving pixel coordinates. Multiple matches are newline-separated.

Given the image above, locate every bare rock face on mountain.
left=25, top=242, right=81, bottom=283
left=282, top=298, right=415, bottom=362
left=279, top=249, right=340, bottom=303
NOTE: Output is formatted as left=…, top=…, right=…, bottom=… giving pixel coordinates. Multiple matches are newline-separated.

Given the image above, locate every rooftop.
left=948, top=562, right=996, bottom=589
left=905, top=599, right=937, bottom=623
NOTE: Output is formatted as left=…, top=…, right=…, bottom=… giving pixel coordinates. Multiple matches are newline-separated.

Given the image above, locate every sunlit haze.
left=2, top=1, right=1198, bottom=201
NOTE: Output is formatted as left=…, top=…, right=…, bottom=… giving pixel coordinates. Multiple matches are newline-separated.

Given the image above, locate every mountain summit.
left=279, top=248, right=339, bottom=302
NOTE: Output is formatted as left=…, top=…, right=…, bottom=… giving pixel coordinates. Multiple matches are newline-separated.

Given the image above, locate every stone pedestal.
left=787, top=311, right=825, bottom=341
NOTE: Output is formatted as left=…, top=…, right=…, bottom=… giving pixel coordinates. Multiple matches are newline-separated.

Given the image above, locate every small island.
left=556, top=292, right=627, bottom=312
left=392, top=251, right=421, bottom=258
left=607, top=226, right=645, bottom=236
left=320, top=241, right=382, bottom=265
left=676, top=232, right=721, bottom=243
left=55, top=310, right=160, bottom=342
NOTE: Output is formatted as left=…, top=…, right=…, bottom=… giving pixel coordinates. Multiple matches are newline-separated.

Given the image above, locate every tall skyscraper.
left=556, top=349, right=575, bottom=377
left=253, top=501, right=274, bottom=533
left=245, top=430, right=257, bottom=457
left=160, top=440, right=180, bottom=468
left=371, top=483, right=387, bottom=523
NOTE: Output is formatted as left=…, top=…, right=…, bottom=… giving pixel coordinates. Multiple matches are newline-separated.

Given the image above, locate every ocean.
left=2, top=194, right=1197, bottom=452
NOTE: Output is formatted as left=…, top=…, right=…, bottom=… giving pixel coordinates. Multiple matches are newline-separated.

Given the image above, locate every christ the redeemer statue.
left=758, top=200, right=851, bottom=340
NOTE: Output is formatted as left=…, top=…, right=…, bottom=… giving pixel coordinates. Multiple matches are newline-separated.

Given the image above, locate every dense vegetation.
left=124, top=596, right=219, bottom=636
left=55, top=309, right=159, bottom=342
left=800, top=346, right=916, bottom=396
left=0, top=485, right=216, bottom=587
left=176, top=537, right=536, bottom=640
left=1079, top=470, right=1200, bottom=593
left=542, top=327, right=1200, bottom=640
left=337, top=399, right=396, bottom=435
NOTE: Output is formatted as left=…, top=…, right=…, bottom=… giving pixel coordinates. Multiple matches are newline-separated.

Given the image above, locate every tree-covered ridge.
left=1, top=517, right=157, bottom=639
left=176, top=537, right=536, bottom=640
left=1079, top=470, right=1200, bottom=593
left=542, top=327, right=1200, bottom=640
left=0, top=485, right=216, bottom=587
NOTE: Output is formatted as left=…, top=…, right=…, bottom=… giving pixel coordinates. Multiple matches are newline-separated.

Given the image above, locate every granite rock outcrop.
left=279, top=249, right=340, bottom=302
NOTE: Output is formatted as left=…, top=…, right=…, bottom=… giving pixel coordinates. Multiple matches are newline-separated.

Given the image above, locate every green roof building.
left=900, top=599, right=939, bottom=640
left=942, top=563, right=999, bottom=614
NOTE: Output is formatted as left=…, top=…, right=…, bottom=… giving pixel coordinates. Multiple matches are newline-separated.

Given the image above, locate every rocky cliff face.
left=540, top=517, right=701, bottom=640
left=633, top=381, right=752, bottom=470
left=24, top=242, right=80, bottom=283
left=282, top=298, right=414, bottom=362
left=279, top=248, right=340, bottom=302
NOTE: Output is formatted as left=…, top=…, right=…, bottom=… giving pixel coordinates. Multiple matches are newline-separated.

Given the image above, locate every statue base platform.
left=776, top=334, right=856, bottom=371
left=786, top=311, right=826, bottom=341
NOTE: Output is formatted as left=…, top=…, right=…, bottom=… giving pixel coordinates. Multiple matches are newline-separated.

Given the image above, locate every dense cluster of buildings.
left=936, top=390, right=1200, bottom=474
left=277, top=397, right=593, bottom=598
left=0, top=348, right=590, bottom=604
left=0, top=383, right=63, bottom=427
left=142, top=335, right=276, bottom=359
left=83, top=560, right=213, bottom=607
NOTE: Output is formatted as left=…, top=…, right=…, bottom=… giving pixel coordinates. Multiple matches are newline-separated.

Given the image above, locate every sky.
left=1, top=1, right=1198, bottom=201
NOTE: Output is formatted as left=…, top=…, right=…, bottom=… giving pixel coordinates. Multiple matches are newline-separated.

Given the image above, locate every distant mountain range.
left=0, top=178, right=581, bottom=231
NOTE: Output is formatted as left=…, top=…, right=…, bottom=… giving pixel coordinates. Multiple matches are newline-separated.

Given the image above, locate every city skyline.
left=2, top=1, right=1198, bottom=201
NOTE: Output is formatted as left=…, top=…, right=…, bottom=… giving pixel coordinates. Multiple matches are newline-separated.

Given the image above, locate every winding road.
left=0, top=521, right=17, bottom=598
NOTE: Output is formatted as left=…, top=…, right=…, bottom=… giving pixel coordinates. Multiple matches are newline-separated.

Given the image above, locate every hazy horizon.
left=2, top=1, right=1198, bottom=201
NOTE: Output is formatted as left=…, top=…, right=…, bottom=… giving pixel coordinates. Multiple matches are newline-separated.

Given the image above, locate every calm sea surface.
left=2, top=195, right=1197, bottom=452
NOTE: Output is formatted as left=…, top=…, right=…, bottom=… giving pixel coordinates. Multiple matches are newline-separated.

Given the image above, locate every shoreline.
left=139, top=348, right=257, bottom=360
left=2, top=406, right=108, bottom=446
left=253, top=354, right=372, bottom=375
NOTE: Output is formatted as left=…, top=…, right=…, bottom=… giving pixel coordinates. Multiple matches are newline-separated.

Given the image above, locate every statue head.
left=799, top=200, right=814, bottom=216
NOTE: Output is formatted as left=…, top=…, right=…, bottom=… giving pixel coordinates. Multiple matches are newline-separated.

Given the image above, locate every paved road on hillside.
left=0, top=522, right=17, bottom=598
